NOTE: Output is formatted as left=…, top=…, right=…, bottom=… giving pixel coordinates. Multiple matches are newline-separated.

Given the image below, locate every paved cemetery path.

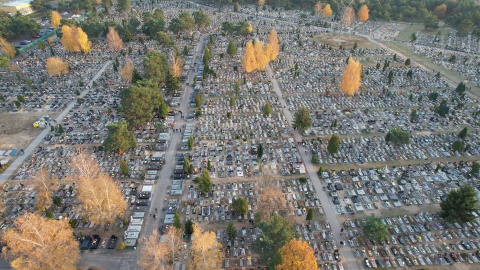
left=267, top=66, right=361, bottom=270
left=80, top=36, right=207, bottom=270
left=0, top=60, right=112, bottom=184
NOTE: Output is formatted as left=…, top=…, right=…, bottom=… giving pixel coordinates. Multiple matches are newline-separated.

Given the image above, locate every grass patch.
left=396, top=23, right=450, bottom=42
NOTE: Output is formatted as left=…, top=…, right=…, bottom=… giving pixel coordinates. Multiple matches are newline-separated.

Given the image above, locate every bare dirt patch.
left=314, top=34, right=380, bottom=49
left=0, top=111, right=58, bottom=150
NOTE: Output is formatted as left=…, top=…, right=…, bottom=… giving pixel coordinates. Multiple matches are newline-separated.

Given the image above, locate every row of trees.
left=243, top=30, right=279, bottom=73
left=3, top=153, right=127, bottom=269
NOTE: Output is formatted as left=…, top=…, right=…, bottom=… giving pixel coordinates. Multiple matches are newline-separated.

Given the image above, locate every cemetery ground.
left=0, top=111, right=55, bottom=150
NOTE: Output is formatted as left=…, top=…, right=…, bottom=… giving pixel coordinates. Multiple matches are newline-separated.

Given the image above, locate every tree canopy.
left=277, top=239, right=318, bottom=270
left=103, top=121, right=136, bottom=154
left=232, top=198, right=248, bottom=217
left=385, top=128, right=410, bottom=145
left=143, top=51, right=169, bottom=85
left=194, top=170, right=212, bottom=193
left=440, top=186, right=478, bottom=223
left=327, top=134, right=341, bottom=155
left=293, top=107, right=312, bottom=131
left=363, top=214, right=389, bottom=241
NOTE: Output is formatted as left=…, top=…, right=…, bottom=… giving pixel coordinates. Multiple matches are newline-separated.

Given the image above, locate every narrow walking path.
left=267, top=66, right=360, bottom=270
left=0, top=60, right=112, bottom=184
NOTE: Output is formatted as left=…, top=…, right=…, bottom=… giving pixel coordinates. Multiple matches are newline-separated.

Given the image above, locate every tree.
left=452, top=140, right=464, bottom=152
left=388, top=70, right=394, bottom=84
left=243, top=40, right=257, bottom=73
left=252, top=215, right=297, bottom=265
left=306, top=208, right=313, bottom=221
left=458, top=19, right=474, bottom=36
left=340, top=57, right=362, bottom=96
left=72, top=153, right=126, bottom=225
left=410, top=109, right=419, bottom=123
left=170, top=55, right=183, bottom=78
left=51, top=11, right=61, bottom=28
left=232, top=198, right=248, bottom=218
left=194, top=170, right=212, bottom=194
left=173, top=210, right=181, bottom=229
left=3, top=213, right=80, bottom=270
left=46, top=57, right=69, bottom=76
left=137, top=230, right=167, bottom=269
left=185, top=220, right=194, bottom=235
left=435, top=100, right=449, bottom=117
left=424, top=14, right=439, bottom=30
left=61, top=25, right=91, bottom=53
left=168, top=12, right=195, bottom=35
left=257, top=188, right=287, bottom=221
left=265, top=29, right=279, bottom=61
left=327, top=135, right=340, bottom=155
left=314, top=2, right=322, bottom=14
left=0, top=55, right=9, bottom=68
left=234, top=2, right=240, bottom=12
left=277, top=239, right=318, bottom=270
left=117, top=0, right=131, bottom=12
left=119, top=58, right=134, bottom=81
left=405, top=58, right=411, bottom=66
left=263, top=102, right=271, bottom=117
left=343, top=7, right=356, bottom=25
left=106, top=27, right=122, bottom=51
left=257, top=144, right=264, bottom=160
left=103, top=121, right=136, bottom=153
left=192, top=11, right=210, bottom=30
left=188, top=136, right=194, bottom=150
left=455, top=82, right=466, bottom=95
left=76, top=27, right=91, bottom=54
left=119, top=80, right=166, bottom=127
left=258, top=0, right=265, bottom=6
left=322, top=4, right=333, bottom=18
left=226, top=40, right=236, bottom=56
left=226, top=223, right=236, bottom=239
left=363, top=214, right=389, bottom=241
left=293, top=107, right=312, bottom=131
left=31, top=169, right=59, bottom=212
left=144, top=51, right=169, bottom=85
left=254, top=40, right=269, bottom=70
left=440, top=186, right=478, bottom=223
left=385, top=128, right=410, bottom=145
left=357, top=5, right=369, bottom=21
left=434, top=4, right=447, bottom=18
left=190, top=224, right=225, bottom=269
left=0, top=37, right=15, bottom=59
left=120, top=159, right=129, bottom=177
left=470, top=161, right=480, bottom=175
left=459, top=127, right=468, bottom=140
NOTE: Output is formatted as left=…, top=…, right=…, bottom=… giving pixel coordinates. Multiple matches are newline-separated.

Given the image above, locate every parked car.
left=31, top=34, right=40, bottom=38
left=19, top=40, right=31, bottom=45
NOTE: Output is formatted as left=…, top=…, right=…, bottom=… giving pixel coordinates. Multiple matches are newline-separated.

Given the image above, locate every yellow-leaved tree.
left=61, top=25, right=91, bottom=53
left=247, top=23, right=253, bottom=34
left=0, top=37, right=16, bottom=59
left=46, top=57, right=69, bottom=76
left=51, top=11, right=61, bottom=28
left=190, top=224, right=224, bottom=269
left=106, top=27, right=123, bottom=52
left=434, top=4, right=447, bottom=18
left=340, top=57, right=362, bottom=96
left=258, top=0, right=265, bottom=6
left=138, top=228, right=184, bottom=269
left=170, top=55, right=183, bottom=78
left=31, top=169, right=59, bottom=211
left=243, top=40, right=257, bottom=73
left=277, top=239, right=318, bottom=270
left=343, top=6, right=356, bottom=25
left=265, top=29, right=279, bottom=61
left=254, top=40, right=269, bottom=70
left=119, top=58, right=134, bottom=81
left=357, top=5, right=370, bottom=21
left=322, top=4, right=333, bottom=18
left=72, top=153, right=126, bottom=225
left=76, top=27, right=91, bottom=54
left=2, top=213, right=80, bottom=270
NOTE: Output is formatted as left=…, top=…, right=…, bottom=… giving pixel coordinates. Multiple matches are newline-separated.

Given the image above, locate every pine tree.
left=227, top=40, right=236, bottom=56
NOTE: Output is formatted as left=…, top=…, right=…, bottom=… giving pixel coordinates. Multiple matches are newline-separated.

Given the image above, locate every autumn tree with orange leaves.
left=357, top=5, right=369, bottom=21
left=170, top=55, right=183, bottom=78
left=51, top=11, right=61, bottom=28
left=277, top=239, right=318, bottom=270
left=265, top=30, right=279, bottom=61
left=0, top=37, right=15, bottom=59
left=243, top=30, right=279, bottom=73
left=322, top=4, right=333, bottom=18
left=190, top=224, right=225, bottom=269
left=106, top=27, right=123, bottom=52
left=243, top=40, right=257, bottom=73
left=434, top=4, right=447, bottom=18
left=31, top=169, right=59, bottom=211
left=61, top=25, right=91, bottom=54
left=119, top=58, right=134, bottom=81
left=254, top=41, right=269, bottom=70
left=340, top=57, right=362, bottom=96
left=257, top=188, right=287, bottom=221
left=72, top=153, right=126, bottom=225
left=46, top=57, right=69, bottom=76
left=137, top=228, right=185, bottom=270
left=2, top=212, right=80, bottom=270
